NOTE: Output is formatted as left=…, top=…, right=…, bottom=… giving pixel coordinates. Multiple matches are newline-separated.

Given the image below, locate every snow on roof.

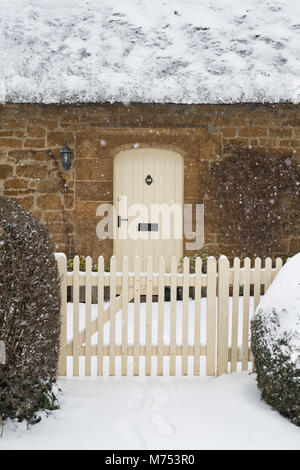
left=0, top=0, right=299, bottom=105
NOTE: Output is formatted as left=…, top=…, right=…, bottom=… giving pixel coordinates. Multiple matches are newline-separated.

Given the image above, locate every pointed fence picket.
left=133, top=256, right=141, bottom=376
left=97, top=256, right=104, bottom=376
left=230, top=257, right=240, bottom=373
left=206, top=257, right=217, bottom=376
left=57, top=254, right=285, bottom=377
left=85, top=256, right=92, bottom=376
left=73, top=255, right=80, bottom=376
left=193, top=257, right=202, bottom=376
left=157, top=256, right=165, bottom=376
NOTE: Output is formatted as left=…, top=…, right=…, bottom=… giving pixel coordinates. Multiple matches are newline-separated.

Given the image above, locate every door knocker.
left=145, top=174, right=153, bottom=186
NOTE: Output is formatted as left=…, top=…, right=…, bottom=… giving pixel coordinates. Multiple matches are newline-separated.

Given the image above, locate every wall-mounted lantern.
left=60, top=142, right=72, bottom=170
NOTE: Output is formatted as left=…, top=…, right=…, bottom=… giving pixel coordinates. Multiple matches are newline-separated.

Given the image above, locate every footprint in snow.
left=151, top=413, right=175, bottom=438
left=151, top=385, right=169, bottom=412
left=126, top=385, right=144, bottom=411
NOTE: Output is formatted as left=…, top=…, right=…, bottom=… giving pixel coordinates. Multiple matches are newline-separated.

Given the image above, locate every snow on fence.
left=56, top=255, right=284, bottom=377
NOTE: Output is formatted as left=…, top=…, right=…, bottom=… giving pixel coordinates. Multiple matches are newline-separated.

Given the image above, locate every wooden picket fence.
left=57, top=254, right=284, bottom=377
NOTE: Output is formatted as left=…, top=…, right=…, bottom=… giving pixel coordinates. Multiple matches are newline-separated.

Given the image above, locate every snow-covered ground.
left=0, top=0, right=299, bottom=104
left=1, top=280, right=300, bottom=449
left=1, top=373, right=300, bottom=450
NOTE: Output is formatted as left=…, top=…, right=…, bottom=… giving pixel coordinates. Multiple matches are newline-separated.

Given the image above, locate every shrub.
left=251, top=253, right=300, bottom=426
left=0, top=197, right=61, bottom=424
left=185, top=247, right=219, bottom=273
left=67, top=255, right=110, bottom=272
left=67, top=255, right=98, bottom=272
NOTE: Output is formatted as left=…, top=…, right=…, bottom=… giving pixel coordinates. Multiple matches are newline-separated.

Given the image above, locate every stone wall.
left=0, top=103, right=299, bottom=261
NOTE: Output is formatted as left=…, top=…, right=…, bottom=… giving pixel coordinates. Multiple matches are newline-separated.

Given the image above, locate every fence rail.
left=56, top=254, right=283, bottom=377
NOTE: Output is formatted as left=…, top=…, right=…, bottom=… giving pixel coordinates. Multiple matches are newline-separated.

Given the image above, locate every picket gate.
left=56, top=254, right=283, bottom=377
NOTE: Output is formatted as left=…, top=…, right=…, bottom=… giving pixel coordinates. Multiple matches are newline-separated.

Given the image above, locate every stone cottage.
left=0, top=2, right=299, bottom=269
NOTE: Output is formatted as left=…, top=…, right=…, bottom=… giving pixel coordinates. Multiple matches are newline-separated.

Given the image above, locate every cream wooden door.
left=113, top=148, right=184, bottom=272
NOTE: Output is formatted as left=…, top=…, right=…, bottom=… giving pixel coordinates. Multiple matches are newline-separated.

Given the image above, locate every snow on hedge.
left=255, top=253, right=300, bottom=367
left=0, top=0, right=299, bottom=104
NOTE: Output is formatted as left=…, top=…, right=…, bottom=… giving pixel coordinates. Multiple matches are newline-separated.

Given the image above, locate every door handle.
left=117, top=215, right=128, bottom=228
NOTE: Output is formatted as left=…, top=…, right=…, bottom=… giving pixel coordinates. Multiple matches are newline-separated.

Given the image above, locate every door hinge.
left=117, top=215, right=128, bottom=228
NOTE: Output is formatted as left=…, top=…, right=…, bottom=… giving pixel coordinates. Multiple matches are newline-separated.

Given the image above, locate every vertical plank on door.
left=143, top=153, right=155, bottom=271
left=153, top=154, right=164, bottom=269
left=113, top=154, right=123, bottom=271
left=174, top=154, right=184, bottom=263
left=134, top=153, right=145, bottom=272
left=163, top=156, right=176, bottom=271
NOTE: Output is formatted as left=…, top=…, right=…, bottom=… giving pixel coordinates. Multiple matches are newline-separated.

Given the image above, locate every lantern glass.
left=60, top=143, right=72, bottom=170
